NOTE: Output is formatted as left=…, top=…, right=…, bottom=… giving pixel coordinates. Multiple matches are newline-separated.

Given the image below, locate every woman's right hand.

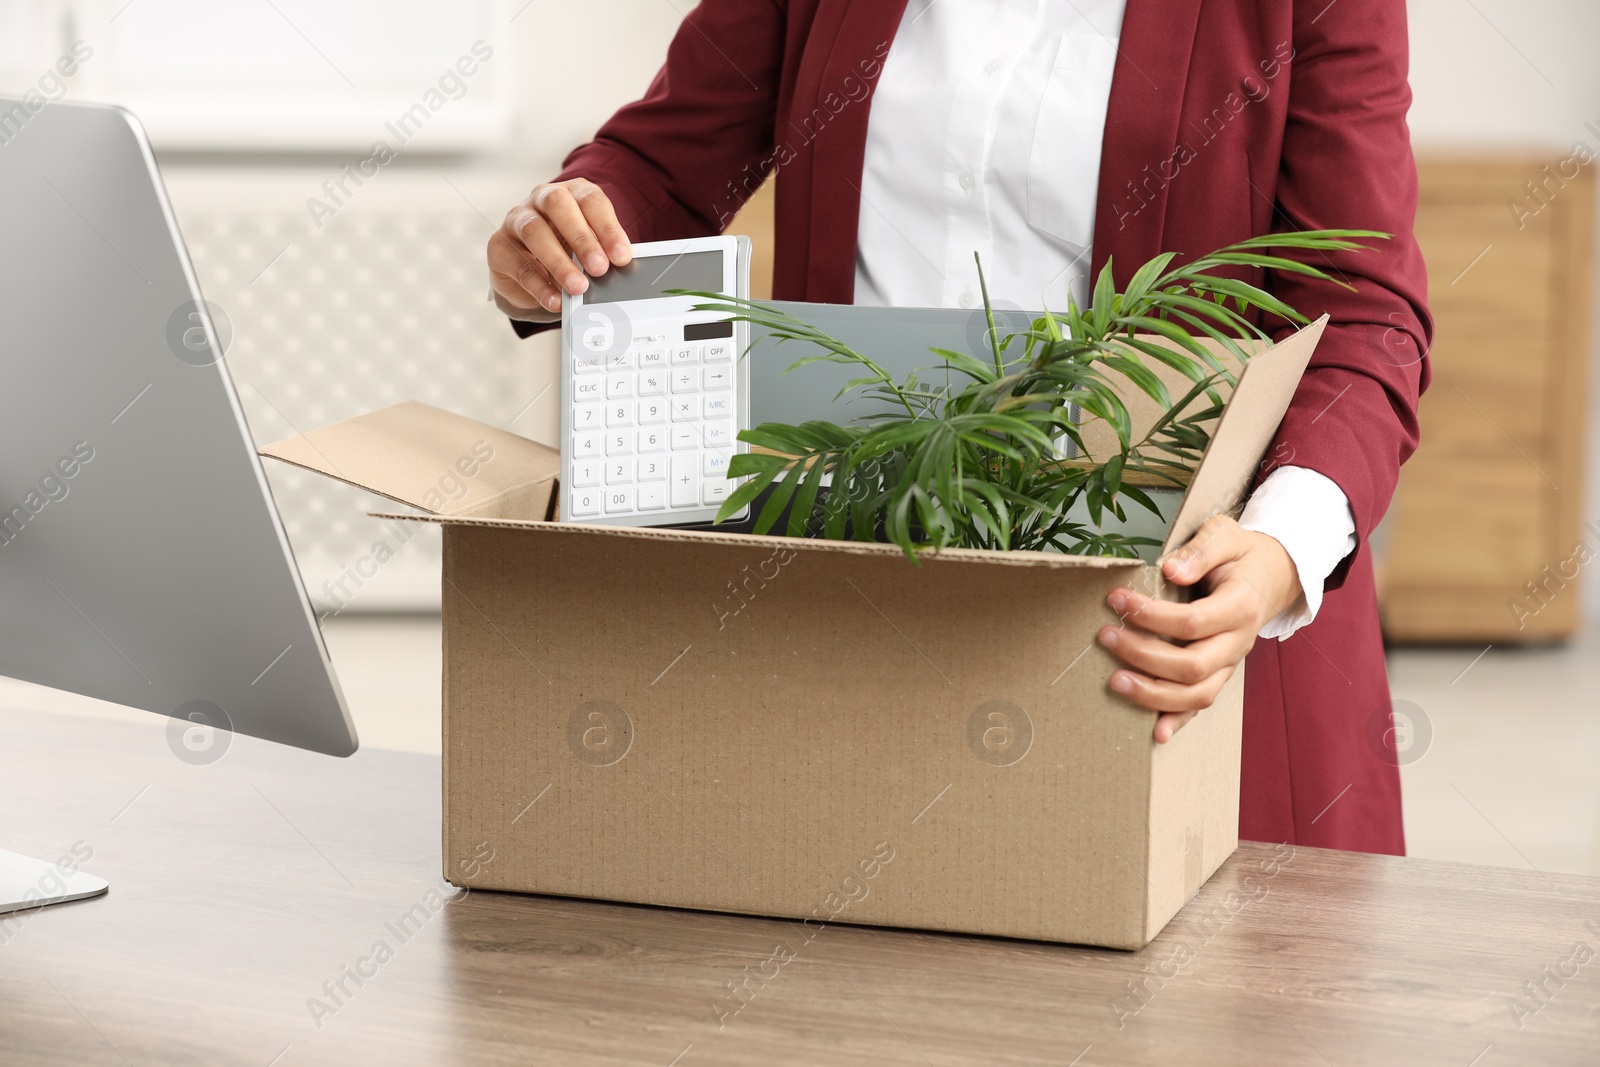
left=487, top=178, right=633, bottom=314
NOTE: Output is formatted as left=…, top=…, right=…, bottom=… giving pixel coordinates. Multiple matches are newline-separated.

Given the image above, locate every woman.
left=486, top=0, right=1432, bottom=854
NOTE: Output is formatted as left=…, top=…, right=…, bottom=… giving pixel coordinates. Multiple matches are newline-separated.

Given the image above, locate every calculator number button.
left=572, top=431, right=602, bottom=458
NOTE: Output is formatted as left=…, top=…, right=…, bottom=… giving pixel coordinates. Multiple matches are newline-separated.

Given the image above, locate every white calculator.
left=560, top=235, right=752, bottom=527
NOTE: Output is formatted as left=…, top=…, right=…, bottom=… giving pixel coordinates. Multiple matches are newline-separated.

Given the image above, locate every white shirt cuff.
left=1238, top=466, right=1358, bottom=640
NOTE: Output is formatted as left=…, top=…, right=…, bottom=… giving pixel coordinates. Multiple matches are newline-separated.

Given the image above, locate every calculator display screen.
left=585, top=250, right=724, bottom=304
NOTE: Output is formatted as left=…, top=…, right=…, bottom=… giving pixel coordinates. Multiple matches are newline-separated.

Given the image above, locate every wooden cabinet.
left=1379, top=159, right=1595, bottom=642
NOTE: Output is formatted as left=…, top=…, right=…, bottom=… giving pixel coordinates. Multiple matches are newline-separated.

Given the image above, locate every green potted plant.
left=683, top=230, right=1383, bottom=561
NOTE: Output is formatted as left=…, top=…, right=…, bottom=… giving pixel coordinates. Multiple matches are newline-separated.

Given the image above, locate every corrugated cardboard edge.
left=368, top=510, right=1147, bottom=571
left=1160, top=316, right=1328, bottom=554
left=440, top=539, right=455, bottom=890
left=256, top=463, right=555, bottom=523
left=257, top=400, right=560, bottom=521
left=1141, top=668, right=1245, bottom=943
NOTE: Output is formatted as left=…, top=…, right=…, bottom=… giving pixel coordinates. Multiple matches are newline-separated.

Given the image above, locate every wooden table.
left=2, top=702, right=1596, bottom=1066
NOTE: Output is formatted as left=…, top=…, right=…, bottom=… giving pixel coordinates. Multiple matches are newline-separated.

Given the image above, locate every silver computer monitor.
left=0, top=99, right=358, bottom=909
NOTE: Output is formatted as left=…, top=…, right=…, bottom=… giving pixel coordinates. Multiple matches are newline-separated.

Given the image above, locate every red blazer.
left=536, top=0, right=1433, bottom=854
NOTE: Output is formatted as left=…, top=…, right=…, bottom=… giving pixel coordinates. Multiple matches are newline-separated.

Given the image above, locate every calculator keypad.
left=569, top=337, right=740, bottom=521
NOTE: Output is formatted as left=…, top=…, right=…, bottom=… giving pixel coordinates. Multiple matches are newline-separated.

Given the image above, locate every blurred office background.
left=2, top=0, right=1597, bottom=873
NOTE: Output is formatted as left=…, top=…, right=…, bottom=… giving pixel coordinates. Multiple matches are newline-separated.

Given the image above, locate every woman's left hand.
left=1097, top=515, right=1303, bottom=744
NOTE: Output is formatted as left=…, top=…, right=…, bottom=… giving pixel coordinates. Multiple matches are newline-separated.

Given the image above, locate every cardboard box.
left=261, top=316, right=1325, bottom=949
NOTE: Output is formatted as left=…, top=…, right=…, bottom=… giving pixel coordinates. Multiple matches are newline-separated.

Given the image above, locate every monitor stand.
left=0, top=849, right=108, bottom=914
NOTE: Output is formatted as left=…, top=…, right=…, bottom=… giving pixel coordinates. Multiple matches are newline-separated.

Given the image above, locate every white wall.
left=1407, top=0, right=1600, bottom=149
left=500, top=1, right=681, bottom=177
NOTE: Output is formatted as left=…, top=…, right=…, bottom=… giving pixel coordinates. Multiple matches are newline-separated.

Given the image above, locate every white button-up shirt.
left=854, top=0, right=1356, bottom=637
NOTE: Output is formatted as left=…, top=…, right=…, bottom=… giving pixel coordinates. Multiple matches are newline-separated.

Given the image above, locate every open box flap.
left=1075, top=335, right=1260, bottom=465
left=1159, top=315, right=1328, bottom=555
left=258, top=400, right=559, bottom=521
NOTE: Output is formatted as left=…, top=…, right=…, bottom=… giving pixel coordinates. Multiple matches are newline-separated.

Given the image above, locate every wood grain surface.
left=1, top=702, right=1596, bottom=1065
left=1382, top=158, right=1595, bottom=642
